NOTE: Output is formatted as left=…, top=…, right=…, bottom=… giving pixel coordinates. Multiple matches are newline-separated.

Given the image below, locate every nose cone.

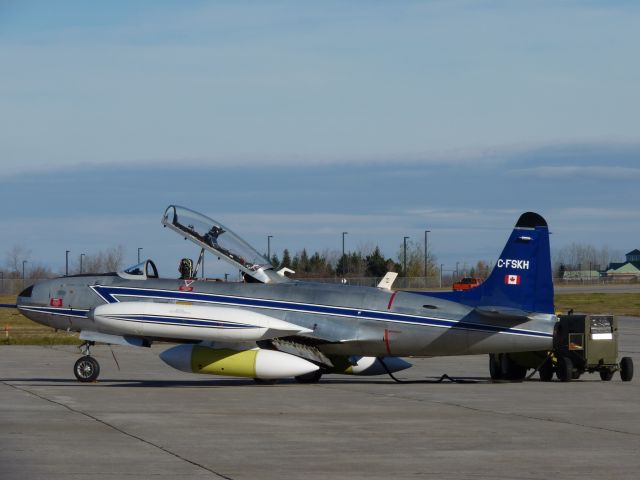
left=254, top=349, right=319, bottom=379
left=159, top=344, right=195, bottom=372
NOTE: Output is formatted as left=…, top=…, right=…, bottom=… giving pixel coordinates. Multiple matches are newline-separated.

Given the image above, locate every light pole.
left=22, top=260, right=27, bottom=286
left=65, top=250, right=69, bottom=276
left=267, top=236, right=273, bottom=263
left=424, top=229, right=430, bottom=281
left=138, top=247, right=143, bottom=264
left=456, top=261, right=459, bottom=279
left=80, top=253, right=85, bottom=274
left=403, top=236, right=409, bottom=276
left=342, top=232, right=348, bottom=275
left=440, top=263, right=444, bottom=288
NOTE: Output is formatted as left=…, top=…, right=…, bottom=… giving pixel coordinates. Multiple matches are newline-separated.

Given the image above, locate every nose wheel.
left=74, top=341, right=100, bottom=382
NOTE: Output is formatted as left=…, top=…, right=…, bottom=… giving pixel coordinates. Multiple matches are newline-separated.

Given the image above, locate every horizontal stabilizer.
left=474, top=306, right=531, bottom=321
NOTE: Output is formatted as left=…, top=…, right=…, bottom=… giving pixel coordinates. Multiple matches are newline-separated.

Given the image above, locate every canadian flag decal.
left=505, top=274, right=520, bottom=285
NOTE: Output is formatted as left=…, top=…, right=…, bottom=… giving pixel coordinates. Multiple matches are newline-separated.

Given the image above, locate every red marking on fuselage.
left=384, top=328, right=392, bottom=355
left=387, top=291, right=397, bottom=310
left=50, top=298, right=63, bottom=307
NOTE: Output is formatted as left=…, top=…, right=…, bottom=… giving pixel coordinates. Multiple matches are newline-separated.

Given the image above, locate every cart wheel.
left=539, top=358, right=554, bottom=382
left=599, top=369, right=614, bottom=381
left=620, top=357, right=634, bottom=382
left=556, top=356, right=573, bottom=382
left=489, top=354, right=503, bottom=380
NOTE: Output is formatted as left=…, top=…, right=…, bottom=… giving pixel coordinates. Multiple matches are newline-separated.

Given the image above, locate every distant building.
left=626, top=249, right=640, bottom=262
left=606, top=250, right=640, bottom=280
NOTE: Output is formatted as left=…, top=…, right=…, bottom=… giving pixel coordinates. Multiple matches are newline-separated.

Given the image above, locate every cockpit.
left=117, top=259, right=159, bottom=280
left=162, top=205, right=288, bottom=284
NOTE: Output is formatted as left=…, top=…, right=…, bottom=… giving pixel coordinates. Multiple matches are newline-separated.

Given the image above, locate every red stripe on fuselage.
left=384, top=328, right=392, bottom=355
left=387, top=291, right=397, bottom=310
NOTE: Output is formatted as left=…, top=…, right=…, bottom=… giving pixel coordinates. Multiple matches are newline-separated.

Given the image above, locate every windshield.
left=162, top=205, right=271, bottom=272
left=118, top=260, right=159, bottom=280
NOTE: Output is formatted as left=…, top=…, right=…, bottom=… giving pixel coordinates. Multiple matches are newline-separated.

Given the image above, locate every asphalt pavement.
left=1, top=317, right=639, bottom=480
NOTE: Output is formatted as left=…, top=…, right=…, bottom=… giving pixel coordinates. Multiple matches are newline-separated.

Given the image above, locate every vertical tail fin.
left=430, top=212, right=554, bottom=314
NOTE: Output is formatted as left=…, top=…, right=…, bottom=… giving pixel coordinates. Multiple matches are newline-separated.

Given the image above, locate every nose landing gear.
left=74, top=341, right=100, bottom=382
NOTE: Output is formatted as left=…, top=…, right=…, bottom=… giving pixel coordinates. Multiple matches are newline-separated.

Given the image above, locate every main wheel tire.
left=489, top=354, right=503, bottom=380
left=294, top=370, right=323, bottom=384
left=620, top=357, right=633, bottom=382
left=599, top=369, right=614, bottom=381
left=74, top=356, right=100, bottom=383
left=501, top=354, right=527, bottom=381
left=556, top=356, right=573, bottom=382
left=539, top=358, right=554, bottom=382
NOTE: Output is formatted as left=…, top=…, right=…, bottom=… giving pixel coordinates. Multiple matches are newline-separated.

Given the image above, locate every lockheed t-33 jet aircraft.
left=16, top=206, right=557, bottom=384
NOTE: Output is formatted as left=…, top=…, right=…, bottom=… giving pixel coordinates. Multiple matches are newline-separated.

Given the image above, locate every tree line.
left=3, top=240, right=627, bottom=281
left=269, top=238, right=440, bottom=278
left=2, top=245, right=125, bottom=279
left=552, top=243, right=624, bottom=276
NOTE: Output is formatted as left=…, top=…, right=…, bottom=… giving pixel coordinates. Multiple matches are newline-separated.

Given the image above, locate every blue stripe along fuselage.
left=101, top=314, right=257, bottom=329
left=89, top=285, right=552, bottom=339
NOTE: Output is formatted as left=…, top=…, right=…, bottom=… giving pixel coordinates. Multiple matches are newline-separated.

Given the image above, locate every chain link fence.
left=1, top=274, right=636, bottom=297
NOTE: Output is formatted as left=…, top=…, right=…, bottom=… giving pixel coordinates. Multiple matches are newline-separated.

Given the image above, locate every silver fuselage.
left=17, top=274, right=554, bottom=357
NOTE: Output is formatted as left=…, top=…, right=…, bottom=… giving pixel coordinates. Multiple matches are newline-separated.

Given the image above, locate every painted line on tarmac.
left=1, top=380, right=235, bottom=480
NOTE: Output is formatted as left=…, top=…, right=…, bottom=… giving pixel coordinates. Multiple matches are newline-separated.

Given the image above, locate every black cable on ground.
left=378, top=357, right=479, bottom=384
left=525, top=351, right=554, bottom=381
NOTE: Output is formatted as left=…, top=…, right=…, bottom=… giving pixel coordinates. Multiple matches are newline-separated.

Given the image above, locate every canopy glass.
left=162, top=205, right=271, bottom=273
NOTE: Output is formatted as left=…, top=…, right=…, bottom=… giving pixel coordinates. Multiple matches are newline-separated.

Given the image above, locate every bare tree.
left=27, top=263, right=55, bottom=280
left=552, top=243, right=624, bottom=272
left=397, top=239, right=438, bottom=277
left=78, top=245, right=127, bottom=274
left=4, top=245, right=31, bottom=278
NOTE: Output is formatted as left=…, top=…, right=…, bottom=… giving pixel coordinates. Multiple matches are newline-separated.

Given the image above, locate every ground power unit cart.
left=490, top=314, right=634, bottom=382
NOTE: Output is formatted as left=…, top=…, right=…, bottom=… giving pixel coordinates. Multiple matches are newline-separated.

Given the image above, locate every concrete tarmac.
left=1, top=318, right=639, bottom=480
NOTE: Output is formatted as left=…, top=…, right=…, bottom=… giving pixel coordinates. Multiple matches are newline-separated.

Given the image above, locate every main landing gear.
left=74, top=341, right=100, bottom=382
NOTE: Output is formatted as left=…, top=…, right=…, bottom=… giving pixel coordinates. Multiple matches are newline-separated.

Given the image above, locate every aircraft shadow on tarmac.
left=2, top=376, right=497, bottom=388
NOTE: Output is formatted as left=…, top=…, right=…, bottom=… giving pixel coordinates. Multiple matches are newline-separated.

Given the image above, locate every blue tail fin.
left=427, top=212, right=554, bottom=314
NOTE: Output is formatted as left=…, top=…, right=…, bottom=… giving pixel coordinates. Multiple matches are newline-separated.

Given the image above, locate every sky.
left=1, top=1, right=639, bottom=278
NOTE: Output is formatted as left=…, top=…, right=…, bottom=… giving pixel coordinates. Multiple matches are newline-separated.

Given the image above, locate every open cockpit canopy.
left=162, top=205, right=287, bottom=283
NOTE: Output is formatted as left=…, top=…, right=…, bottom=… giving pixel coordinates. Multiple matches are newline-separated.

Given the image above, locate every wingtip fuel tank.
left=92, top=302, right=312, bottom=342
left=160, top=344, right=320, bottom=379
